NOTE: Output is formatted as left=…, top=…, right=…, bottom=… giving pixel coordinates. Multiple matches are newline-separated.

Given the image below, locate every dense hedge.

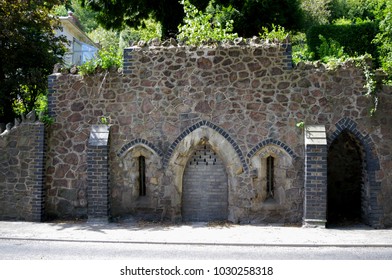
left=307, top=22, right=379, bottom=60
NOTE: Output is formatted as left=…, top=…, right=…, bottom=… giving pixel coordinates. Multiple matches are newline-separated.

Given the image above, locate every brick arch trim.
left=163, top=120, right=248, bottom=172
left=328, top=117, right=382, bottom=227
left=247, top=138, right=298, bottom=159
left=117, top=138, right=164, bottom=158
left=328, top=118, right=380, bottom=171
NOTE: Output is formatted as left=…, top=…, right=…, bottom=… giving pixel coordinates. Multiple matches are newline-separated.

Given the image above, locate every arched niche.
left=116, top=141, right=163, bottom=217
left=249, top=143, right=297, bottom=209
left=328, top=118, right=382, bottom=228
left=166, top=125, right=244, bottom=222
left=182, top=143, right=228, bottom=222
left=327, top=130, right=364, bottom=226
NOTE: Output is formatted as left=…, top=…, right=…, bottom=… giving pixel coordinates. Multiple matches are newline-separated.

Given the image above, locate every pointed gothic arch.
left=117, top=138, right=164, bottom=159
left=247, top=138, right=298, bottom=160
left=166, top=121, right=246, bottom=222
left=248, top=141, right=300, bottom=218
left=164, top=120, right=248, bottom=172
left=115, top=139, right=164, bottom=217
left=328, top=118, right=382, bottom=227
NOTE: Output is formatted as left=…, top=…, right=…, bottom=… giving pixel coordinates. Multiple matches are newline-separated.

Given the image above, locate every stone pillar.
left=303, top=125, right=327, bottom=228
left=87, top=125, right=110, bottom=222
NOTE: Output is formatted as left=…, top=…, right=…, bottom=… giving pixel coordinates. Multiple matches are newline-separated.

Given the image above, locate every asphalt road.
left=1, top=239, right=392, bottom=260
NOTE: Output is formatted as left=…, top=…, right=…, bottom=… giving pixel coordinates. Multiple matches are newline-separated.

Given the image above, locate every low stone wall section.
left=0, top=119, right=45, bottom=221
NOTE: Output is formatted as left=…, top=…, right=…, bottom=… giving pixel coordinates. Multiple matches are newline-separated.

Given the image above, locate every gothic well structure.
left=1, top=40, right=391, bottom=228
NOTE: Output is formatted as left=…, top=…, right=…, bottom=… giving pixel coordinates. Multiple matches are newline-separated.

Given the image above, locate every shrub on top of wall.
left=306, top=22, right=379, bottom=62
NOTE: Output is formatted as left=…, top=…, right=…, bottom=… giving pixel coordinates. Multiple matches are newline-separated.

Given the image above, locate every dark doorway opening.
left=327, top=131, right=363, bottom=226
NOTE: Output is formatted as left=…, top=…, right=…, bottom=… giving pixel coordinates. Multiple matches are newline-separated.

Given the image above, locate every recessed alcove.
left=327, top=131, right=363, bottom=226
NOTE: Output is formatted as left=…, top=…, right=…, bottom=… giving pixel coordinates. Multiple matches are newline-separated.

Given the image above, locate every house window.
left=266, top=156, right=274, bottom=198
left=139, top=156, right=146, bottom=196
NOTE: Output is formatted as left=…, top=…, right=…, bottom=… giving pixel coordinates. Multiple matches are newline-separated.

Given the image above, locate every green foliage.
left=79, top=0, right=304, bottom=38
left=35, top=94, right=50, bottom=117
left=292, top=33, right=315, bottom=64
left=52, top=1, right=99, bottom=32
left=89, top=17, right=162, bottom=50
left=88, top=27, right=120, bottom=51
left=350, top=55, right=379, bottom=115
left=84, top=16, right=161, bottom=75
left=39, top=114, right=55, bottom=126
left=225, top=0, right=304, bottom=37
left=79, top=0, right=183, bottom=38
left=36, top=93, right=54, bottom=125
left=12, top=91, right=54, bottom=125
left=301, top=0, right=332, bottom=26
left=99, top=116, right=110, bottom=125
left=306, top=22, right=379, bottom=61
left=329, top=0, right=387, bottom=23
left=177, top=0, right=237, bottom=45
left=52, top=4, right=68, bottom=16
left=296, top=121, right=305, bottom=129
left=0, top=0, right=66, bottom=123
left=78, top=46, right=122, bottom=76
left=373, top=2, right=392, bottom=78
left=12, top=86, right=47, bottom=116
left=119, top=17, right=163, bottom=45
left=69, top=0, right=99, bottom=32
left=316, top=35, right=346, bottom=63
left=77, top=58, right=97, bottom=76
left=332, top=18, right=353, bottom=25
left=259, top=24, right=289, bottom=42
left=99, top=47, right=122, bottom=70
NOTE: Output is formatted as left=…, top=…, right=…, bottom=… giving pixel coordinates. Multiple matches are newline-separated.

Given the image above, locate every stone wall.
left=0, top=118, right=45, bottom=221
left=45, top=41, right=392, bottom=227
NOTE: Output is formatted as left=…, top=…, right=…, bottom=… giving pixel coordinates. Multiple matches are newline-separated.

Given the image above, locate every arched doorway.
left=182, top=144, right=228, bottom=222
left=327, top=131, right=363, bottom=226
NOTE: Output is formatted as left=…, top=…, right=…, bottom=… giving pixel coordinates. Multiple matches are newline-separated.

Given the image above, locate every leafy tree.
left=216, top=0, right=304, bottom=36
left=69, top=0, right=99, bottom=32
left=78, top=0, right=184, bottom=38
left=329, top=0, right=387, bottom=23
left=78, top=0, right=304, bottom=38
left=0, top=0, right=66, bottom=124
left=53, top=0, right=99, bottom=32
left=301, top=0, right=332, bottom=26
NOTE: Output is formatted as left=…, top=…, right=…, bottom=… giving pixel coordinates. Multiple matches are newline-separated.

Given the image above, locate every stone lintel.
left=89, top=125, right=110, bottom=146
left=305, top=125, right=327, bottom=146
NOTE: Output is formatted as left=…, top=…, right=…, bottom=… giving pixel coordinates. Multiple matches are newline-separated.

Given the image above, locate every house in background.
left=56, top=11, right=99, bottom=66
